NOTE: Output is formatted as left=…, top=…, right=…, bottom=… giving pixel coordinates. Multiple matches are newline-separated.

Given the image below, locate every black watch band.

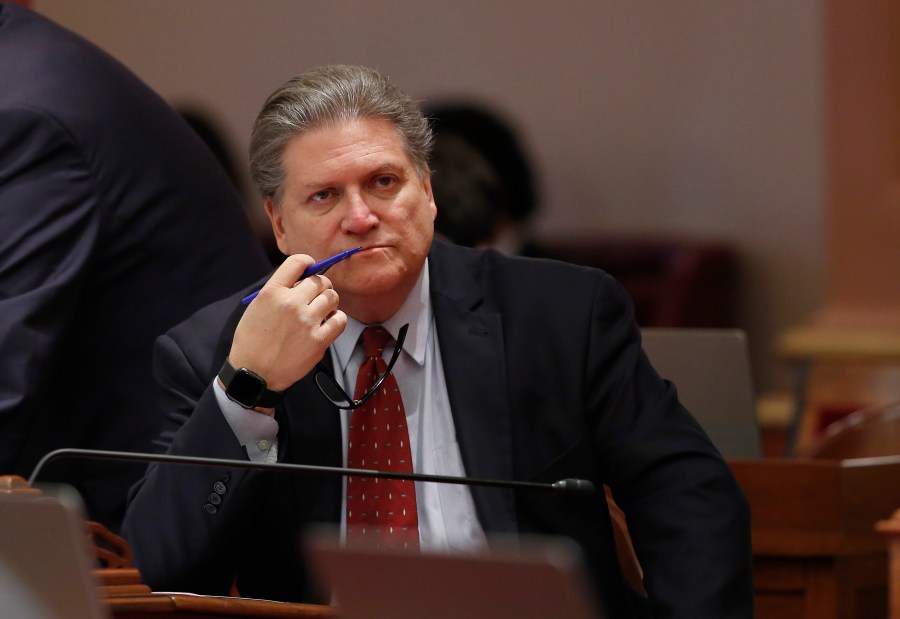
left=217, top=359, right=284, bottom=409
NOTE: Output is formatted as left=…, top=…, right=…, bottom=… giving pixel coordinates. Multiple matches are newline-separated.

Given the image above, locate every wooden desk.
left=93, top=546, right=335, bottom=618
left=876, top=508, right=900, bottom=619
left=95, top=567, right=334, bottom=619
left=730, top=456, right=900, bottom=619
left=105, top=592, right=334, bottom=619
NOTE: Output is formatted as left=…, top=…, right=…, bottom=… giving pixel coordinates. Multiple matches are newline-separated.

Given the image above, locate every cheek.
left=281, top=215, right=333, bottom=255
left=408, top=209, right=435, bottom=253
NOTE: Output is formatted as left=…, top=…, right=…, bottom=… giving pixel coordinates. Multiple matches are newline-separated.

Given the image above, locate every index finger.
left=267, top=254, right=316, bottom=289
left=241, top=254, right=316, bottom=306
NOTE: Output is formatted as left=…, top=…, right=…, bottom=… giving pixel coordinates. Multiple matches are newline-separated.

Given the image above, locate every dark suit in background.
left=123, top=241, right=752, bottom=619
left=0, top=3, right=270, bottom=529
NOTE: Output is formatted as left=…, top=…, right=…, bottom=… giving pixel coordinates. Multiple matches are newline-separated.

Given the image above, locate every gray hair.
left=249, top=65, right=433, bottom=204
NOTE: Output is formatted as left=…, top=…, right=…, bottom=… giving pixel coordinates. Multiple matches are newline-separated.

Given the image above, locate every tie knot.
left=362, top=326, right=392, bottom=358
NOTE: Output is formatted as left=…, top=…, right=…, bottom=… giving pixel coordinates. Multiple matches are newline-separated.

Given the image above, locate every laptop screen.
left=0, top=492, right=109, bottom=619
left=641, top=328, right=763, bottom=458
left=303, top=530, right=606, bottom=619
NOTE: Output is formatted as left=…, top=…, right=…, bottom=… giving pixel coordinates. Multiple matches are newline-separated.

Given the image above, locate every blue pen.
left=241, top=246, right=362, bottom=305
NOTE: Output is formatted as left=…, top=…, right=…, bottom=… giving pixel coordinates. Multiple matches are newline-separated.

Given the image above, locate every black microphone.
left=28, top=448, right=596, bottom=498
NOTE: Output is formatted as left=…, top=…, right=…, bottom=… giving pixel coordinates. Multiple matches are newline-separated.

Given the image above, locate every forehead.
left=282, top=118, right=413, bottom=180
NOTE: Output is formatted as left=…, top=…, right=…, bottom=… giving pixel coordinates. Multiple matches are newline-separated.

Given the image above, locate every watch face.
left=227, top=369, right=266, bottom=407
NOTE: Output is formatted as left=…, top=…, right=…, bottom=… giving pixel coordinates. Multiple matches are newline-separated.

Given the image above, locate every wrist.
left=217, top=358, right=284, bottom=409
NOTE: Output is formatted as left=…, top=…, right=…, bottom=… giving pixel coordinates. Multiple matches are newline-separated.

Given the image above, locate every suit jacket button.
left=208, top=493, right=222, bottom=505
left=214, top=481, right=227, bottom=494
left=203, top=503, right=218, bottom=514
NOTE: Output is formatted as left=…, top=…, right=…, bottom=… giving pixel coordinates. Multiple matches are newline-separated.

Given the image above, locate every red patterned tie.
left=346, top=327, right=419, bottom=549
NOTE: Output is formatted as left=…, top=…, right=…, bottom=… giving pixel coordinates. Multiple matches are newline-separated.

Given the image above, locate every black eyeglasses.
left=314, top=323, right=409, bottom=409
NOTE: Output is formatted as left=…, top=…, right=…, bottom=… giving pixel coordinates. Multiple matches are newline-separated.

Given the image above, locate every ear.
left=422, top=174, right=437, bottom=222
left=264, top=197, right=291, bottom=256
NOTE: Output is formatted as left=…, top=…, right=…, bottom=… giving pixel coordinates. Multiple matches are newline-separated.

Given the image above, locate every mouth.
left=357, top=244, right=390, bottom=254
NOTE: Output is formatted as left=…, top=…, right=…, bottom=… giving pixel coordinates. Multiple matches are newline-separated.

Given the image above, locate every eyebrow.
left=302, top=162, right=405, bottom=189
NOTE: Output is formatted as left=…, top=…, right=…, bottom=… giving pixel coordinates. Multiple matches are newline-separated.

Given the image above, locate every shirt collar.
left=332, top=259, right=431, bottom=373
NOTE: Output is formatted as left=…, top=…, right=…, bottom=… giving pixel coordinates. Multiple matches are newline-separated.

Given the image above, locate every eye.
left=372, top=175, right=396, bottom=189
left=310, top=189, right=333, bottom=203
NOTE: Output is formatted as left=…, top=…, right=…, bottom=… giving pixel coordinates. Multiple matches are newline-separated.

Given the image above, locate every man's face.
left=265, top=117, right=436, bottom=323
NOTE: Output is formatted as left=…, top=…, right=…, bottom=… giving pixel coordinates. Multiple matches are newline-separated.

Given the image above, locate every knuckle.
left=333, top=311, right=348, bottom=328
left=254, top=286, right=276, bottom=304
left=286, top=254, right=307, bottom=269
left=306, top=274, right=325, bottom=292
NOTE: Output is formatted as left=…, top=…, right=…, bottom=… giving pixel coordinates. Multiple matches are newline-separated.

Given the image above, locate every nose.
left=341, top=190, right=378, bottom=234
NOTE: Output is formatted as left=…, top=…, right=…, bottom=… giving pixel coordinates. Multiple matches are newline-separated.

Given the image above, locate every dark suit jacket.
left=123, top=241, right=752, bottom=619
left=0, top=4, right=270, bottom=529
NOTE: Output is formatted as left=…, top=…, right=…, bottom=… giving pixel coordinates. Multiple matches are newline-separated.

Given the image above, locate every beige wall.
left=33, top=0, right=826, bottom=393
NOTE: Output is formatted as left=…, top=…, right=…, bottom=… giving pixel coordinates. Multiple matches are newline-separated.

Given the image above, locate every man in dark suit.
left=123, top=65, right=752, bottom=618
left=0, top=3, right=270, bottom=530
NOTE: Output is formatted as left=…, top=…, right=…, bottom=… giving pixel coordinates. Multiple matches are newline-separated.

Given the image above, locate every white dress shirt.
left=215, top=260, right=486, bottom=552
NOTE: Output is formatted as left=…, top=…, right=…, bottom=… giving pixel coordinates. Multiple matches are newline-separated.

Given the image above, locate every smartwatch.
left=217, top=359, right=284, bottom=409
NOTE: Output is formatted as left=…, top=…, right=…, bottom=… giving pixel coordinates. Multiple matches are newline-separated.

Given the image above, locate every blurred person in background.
left=0, top=3, right=269, bottom=530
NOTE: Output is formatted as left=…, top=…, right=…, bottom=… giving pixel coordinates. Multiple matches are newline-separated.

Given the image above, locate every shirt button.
left=208, top=493, right=222, bottom=505
left=257, top=440, right=270, bottom=451
left=213, top=481, right=227, bottom=494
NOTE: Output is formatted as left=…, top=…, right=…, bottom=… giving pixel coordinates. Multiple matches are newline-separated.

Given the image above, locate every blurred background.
left=31, top=1, right=899, bottom=448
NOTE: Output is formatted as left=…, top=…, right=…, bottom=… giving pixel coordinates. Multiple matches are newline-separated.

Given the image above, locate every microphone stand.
left=28, top=448, right=596, bottom=497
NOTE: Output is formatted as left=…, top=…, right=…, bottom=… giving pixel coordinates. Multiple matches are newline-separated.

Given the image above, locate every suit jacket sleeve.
left=582, top=274, right=753, bottom=618
left=123, top=297, right=338, bottom=602
left=0, top=108, right=100, bottom=470
left=122, top=315, right=262, bottom=595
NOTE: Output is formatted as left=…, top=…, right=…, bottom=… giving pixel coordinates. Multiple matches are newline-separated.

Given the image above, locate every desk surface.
left=777, top=325, right=900, bottom=362
left=106, top=593, right=334, bottom=618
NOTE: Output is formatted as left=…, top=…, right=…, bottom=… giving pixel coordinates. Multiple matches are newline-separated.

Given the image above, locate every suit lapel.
left=428, top=243, right=517, bottom=535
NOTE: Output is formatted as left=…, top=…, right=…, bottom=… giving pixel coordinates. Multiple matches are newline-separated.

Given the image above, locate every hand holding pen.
left=228, top=250, right=356, bottom=395
left=242, top=247, right=361, bottom=305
